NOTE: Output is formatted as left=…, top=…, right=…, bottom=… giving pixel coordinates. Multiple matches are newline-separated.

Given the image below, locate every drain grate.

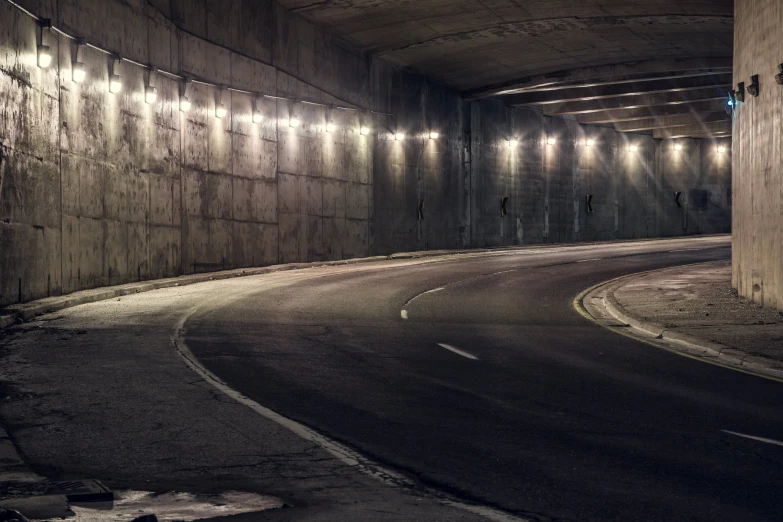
left=46, top=480, right=113, bottom=503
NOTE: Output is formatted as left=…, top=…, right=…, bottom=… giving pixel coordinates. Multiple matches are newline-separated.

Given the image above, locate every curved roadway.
left=180, top=237, right=783, bottom=522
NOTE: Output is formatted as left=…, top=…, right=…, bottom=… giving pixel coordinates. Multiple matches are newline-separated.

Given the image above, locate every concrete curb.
left=0, top=427, right=45, bottom=484
left=584, top=268, right=783, bottom=380
left=1, top=235, right=730, bottom=331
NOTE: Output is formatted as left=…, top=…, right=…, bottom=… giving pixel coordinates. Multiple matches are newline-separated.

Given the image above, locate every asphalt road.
left=178, top=236, right=783, bottom=522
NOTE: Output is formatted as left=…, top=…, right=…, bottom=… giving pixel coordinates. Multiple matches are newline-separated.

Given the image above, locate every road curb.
left=2, top=235, right=730, bottom=331
left=580, top=266, right=783, bottom=381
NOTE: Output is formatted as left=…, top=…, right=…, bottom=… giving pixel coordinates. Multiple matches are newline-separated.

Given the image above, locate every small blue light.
left=728, top=99, right=734, bottom=107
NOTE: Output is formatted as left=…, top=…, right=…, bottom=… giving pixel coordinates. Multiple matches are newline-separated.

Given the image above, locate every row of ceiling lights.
left=504, top=138, right=726, bottom=153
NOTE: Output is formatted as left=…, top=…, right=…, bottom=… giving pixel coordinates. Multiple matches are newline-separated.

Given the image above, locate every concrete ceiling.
left=279, top=0, right=734, bottom=137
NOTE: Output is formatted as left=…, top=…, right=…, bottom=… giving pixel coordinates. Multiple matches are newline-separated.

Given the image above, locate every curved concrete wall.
left=0, top=0, right=731, bottom=307
left=732, top=0, right=782, bottom=310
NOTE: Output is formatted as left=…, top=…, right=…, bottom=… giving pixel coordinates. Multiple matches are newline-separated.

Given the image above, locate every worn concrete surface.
left=732, top=0, right=783, bottom=310
left=0, top=0, right=732, bottom=309
left=613, top=260, right=783, bottom=362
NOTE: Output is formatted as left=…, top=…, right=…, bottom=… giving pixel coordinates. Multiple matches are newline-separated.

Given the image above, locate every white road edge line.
left=722, top=430, right=783, bottom=448
left=437, top=343, right=479, bottom=360
left=171, top=309, right=524, bottom=522
left=576, top=258, right=602, bottom=263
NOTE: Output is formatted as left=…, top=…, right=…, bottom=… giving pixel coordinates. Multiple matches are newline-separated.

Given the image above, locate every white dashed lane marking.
left=437, top=343, right=479, bottom=360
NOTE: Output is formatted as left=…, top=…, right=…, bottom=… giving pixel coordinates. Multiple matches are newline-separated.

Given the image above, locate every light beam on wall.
left=109, top=56, right=122, bottom=93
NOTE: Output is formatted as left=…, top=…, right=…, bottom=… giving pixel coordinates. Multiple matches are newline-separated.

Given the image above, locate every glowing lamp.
left=326, top=122, right=337, bottom=133
left=72, top=62, right=86, bottom=83
left=215, top=103, right=227, bottom=119
left=717, top=146, right=726, bottom=153
left=360, top=126, right=370, bottom=136
left=674, top=144, right=683, bottom=151
left=429, top=131, right=439, bottom=140
left=253, top=110, right=264, bottom=124
left=586, top=139, right=595, bottom=147
left=289, top=117, right=300, bottom=128
left=546, top=137, right=556, bottom=145
left=145, top=86, right=157, bottom=104
left=629, top=145, right=638, bottom=152
left=507, top=138, right=518, bottom=148
left=394, top=132, right=405, bottom=141
left=180, top=96, right=191, bottom=112
left=109, top=74, right=122, bottom=94
left=37, top=44, right=52, bottom=68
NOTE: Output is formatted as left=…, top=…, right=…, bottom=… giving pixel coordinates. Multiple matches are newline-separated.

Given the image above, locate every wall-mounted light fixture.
left=776, top=64, right=783, bottom=85
left=429, top=131, right=439, bottom=140
left=288, top=101, right=300, bottom=128
left=179, top=78, right=191, bottom=112
left=747, top=75, right=760, bottom=97
left=145, top=66, right=158, bottom=104
left=394, top=132, right=405, bottom=141
left=674, top=143, right=683, bottom=151
left=109, top=55, right=122, bottom=94
left=36, top=19, right=52, bottom=68
left=736, top=82, right=745, bottom=103
left=507, top=137, right=518, bottom=148
left=585, top=139, right=595, bottom=147
left=360, top=125, right=370, bottom=136
left=70, top=38, right=87, bottom=83
left=629, top=144, right=638, bottom=152
left=215, top=88, right=227, bottom=118
left=546, top=137, right=556, bottom=146
left=717, top=145, right=727, bottom=153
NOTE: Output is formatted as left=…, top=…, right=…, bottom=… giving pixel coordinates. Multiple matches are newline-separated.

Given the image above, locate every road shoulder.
left=577, top=260, right=783, bottom=381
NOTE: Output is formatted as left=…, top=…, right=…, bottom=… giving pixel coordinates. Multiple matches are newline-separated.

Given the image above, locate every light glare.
left=180, top=96, right=191, bottom=112
left=326, top=122, right=336, bottom=133
left=289, top=117, right=300, bottom=128
left=253, top=111, right=264, bottom=124
left=215, top=104, right=227, bottom=119
left=586, top=139, right=595, bottom=147
left=507, top=138, right=518, bottom=147
left=718, top=145, right=726, bottom=153
left=145, top=86, right=157, bottom=104
left=547, top=137, right=556, bottom=145
left=429, top=131, right=439, bottom=140
left=37, top=45, right=52, bottom=68
left=674, top=144, right=683, bottom=151
left=360, top=126, right=370, bottom=136
left=629, top=145, right=638, bottom=152
left=72, top=62, right=86, bottom=83
left=109, top=74, right=122, bottom=94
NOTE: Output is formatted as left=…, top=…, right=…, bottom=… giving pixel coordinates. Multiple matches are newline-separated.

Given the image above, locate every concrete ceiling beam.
left=652, top=121, right=732, bottom=139
left=464, top=58, right=734, bottom=99
left=502, top=74, right=732, bottom=106
left=544, top=88, right=729, bottom=115
left=614, top=112, right=730, bottom=132
left=577, top=100, right=728, bottom=124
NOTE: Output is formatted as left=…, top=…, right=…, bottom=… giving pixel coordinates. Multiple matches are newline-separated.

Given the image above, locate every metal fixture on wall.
left=585, top=195, right=594, bottom=213
left=145, top=67, right=158, bottom=104
left=736, top=82, right=745, bottom=103
left=500, top=197, right=509, bottom=217
left=109, top=55, right=122, bottom=94
left=215, top=88, right=227, bottom=118
left=179, top=78, right=192, bottom=112
left=776, top=64, right=783, bottom=85
left=747, top=75, right=759, bottom=97
left=675, top=191, right=682, bottom=208
left=36, top=18, right=52, bottom=68
left=417, top=200, right=424, bottom=220
left=72, top=38, right=87, bottom=83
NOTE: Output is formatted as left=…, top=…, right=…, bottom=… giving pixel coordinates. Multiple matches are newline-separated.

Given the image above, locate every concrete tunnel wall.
left=0, top=0, right=732, bottom=307
left=732, top=0, right=783, bottom=311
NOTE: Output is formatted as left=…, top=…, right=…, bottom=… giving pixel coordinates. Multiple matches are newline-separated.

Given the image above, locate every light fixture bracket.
left=736, top=82, right=745, bottom=103
left=747, top=75, right=760, bottom=97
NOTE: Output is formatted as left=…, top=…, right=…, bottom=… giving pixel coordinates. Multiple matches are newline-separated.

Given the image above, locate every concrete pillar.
left=732, top=0, right=783, bottom=310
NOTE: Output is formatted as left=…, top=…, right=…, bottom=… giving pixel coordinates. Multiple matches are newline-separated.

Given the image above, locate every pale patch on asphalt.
left=722, top=430, right=783, bottom=448
left=576, top=258, right=602, bottom=263
left=41, top=490, right=282, bottom=521
left=437, top=343, right=479, bottom=360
